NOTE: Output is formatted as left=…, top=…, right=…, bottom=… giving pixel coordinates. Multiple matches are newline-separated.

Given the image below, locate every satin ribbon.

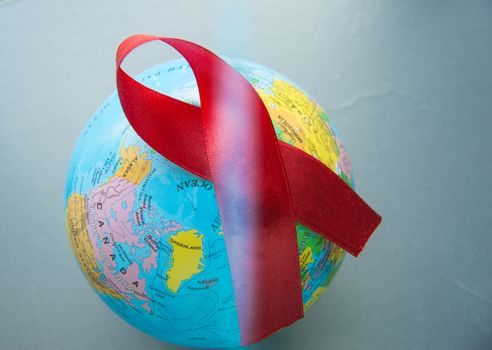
left=116, top=34, right=381, bottom=345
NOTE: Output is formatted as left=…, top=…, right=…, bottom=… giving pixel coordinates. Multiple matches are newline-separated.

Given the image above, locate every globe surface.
left=65, top=58, right=354, bottom=348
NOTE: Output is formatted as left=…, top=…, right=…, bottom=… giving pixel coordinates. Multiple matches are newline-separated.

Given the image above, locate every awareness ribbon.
left=116, top=34, right=381, bottom=345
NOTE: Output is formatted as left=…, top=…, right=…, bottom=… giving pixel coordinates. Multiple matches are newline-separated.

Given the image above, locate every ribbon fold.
left=116, top=34, right=381, bottom=345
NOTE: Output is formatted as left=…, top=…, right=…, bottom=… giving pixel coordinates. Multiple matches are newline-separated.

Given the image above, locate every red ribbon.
left=116, top=34, right=381, bottom=345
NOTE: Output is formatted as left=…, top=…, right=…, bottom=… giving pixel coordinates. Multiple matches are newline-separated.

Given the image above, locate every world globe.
left=65, top=58, right=355, bottom=348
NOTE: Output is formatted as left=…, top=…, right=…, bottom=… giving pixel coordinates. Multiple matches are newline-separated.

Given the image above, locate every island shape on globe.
left=65, top=58, right=354, bottom=348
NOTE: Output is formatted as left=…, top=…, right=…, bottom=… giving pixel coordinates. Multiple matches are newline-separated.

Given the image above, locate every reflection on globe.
left=65, top=58, right=354, bottom=348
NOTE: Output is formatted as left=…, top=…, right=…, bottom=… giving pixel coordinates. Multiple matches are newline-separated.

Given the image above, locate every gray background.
left=1, top=0, right=491, bottom=349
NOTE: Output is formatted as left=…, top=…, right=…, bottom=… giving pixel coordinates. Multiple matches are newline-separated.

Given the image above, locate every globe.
left=65, top=58, right=354, bottom=348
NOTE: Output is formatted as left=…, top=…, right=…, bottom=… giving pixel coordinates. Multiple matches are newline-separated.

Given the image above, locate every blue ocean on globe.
left=65, top=57, right=353, bottom=348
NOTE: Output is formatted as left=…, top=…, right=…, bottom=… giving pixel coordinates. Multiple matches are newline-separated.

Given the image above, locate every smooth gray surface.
left=1, top=1, right=491, bottom=349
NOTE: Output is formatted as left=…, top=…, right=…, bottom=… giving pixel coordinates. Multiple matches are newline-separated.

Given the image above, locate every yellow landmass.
left=66, top=193, right=122, bottom=299
left=304, top=285, right=328, bottom=310
left=167, top=230, right=204, bottom=293
left=305, top=246, right=345, bottom=310
left=256, top=79, right=340, bottom=171
left=114, top=145, right=151, bottom=184
left=299, top=246, right=314, bottom=271
left=329, top=244, right=345, bottom=266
